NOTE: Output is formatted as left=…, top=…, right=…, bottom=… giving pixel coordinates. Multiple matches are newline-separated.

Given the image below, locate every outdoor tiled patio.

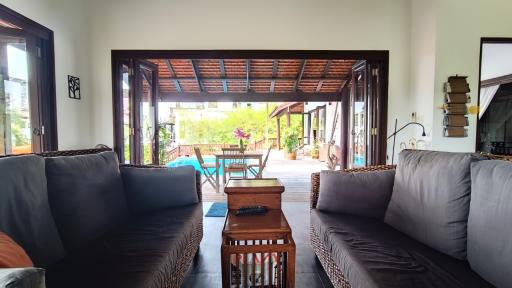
left=201, top=150, right=328, bottom=202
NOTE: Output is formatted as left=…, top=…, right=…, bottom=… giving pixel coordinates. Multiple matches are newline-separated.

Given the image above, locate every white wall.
left=481, top=43, right=512, bottom=81
left=408, top=0, right=437, bottom=155
left=1, top=0, right=93, bottom=149
left=431, top=0, right=512, bottom=152
left=9, top=0, right=510, bottom=155
left=87, top=0, right=413, bottom=161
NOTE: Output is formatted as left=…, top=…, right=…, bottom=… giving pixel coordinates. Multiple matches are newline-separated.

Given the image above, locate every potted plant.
left=283, top=128, right=299, bottom=160
left=311, top=140, right=320, bottom=160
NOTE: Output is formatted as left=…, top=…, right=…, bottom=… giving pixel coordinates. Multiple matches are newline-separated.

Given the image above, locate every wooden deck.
left=201, top=150, right=328, bottom=202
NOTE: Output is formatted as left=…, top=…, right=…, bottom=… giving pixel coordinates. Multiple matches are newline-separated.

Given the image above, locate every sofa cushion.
left=120, top=165, right=198, bottom=214
left=45, top=204, right=203, bottom=288
left=0, top=155, right=66, bottom=267
left=45, top=151, right=129, bottom=252
left=317, top=170, right=395, bottom=219
left=0, top=268, right=45, bottom=288
left=384, top=150, right=482, bottom=260
left=467, top=160, right=512, bottom=288
left=311, top=210, right=492, bottom=288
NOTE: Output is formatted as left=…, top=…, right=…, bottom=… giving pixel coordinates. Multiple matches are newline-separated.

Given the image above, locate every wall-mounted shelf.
left=443, top=76, right=470, bottom=137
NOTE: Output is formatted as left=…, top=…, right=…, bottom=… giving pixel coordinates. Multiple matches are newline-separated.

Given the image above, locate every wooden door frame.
left=0, top=4, right=57, bottom=152
left=112, top=58, right=159, bottom=164
left=476, top=37, right=512, bottom=152
left=133, top=59, right=159, bottom=164
left=345, top=59, right=388, bottom=167
left=349, top=61, right=369, bottom=167
left=112, top=59, right=133, bottom=164
left=111, top=50, right=389, bottom=166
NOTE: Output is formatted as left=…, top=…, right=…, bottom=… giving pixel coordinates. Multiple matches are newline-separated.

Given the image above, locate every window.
left=0, top=4, right=57, bottom=155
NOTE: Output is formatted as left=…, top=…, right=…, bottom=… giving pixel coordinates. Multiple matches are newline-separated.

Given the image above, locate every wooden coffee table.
left=221, top=178, right=295, bottom=287
left=221, top=209, right=296, bottom=288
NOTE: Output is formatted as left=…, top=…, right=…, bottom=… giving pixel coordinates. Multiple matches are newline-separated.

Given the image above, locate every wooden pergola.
left=269, top=102, right=305, bottom=149
left=148, top=59, right=356, bottom=102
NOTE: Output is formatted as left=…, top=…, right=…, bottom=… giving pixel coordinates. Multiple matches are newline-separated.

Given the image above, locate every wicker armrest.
left=310, top=165, right=396, bottom=210
left=480, top=152, right=512, bottom=162
left=120, top=164, right=202, bottom=202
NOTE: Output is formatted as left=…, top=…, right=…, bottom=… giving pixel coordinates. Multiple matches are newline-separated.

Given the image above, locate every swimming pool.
left=167, top=156, right=250, bottom=176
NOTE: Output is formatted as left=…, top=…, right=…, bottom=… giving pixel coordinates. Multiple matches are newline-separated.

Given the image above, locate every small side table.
left=221, top=210, right=296, bottom=288
left=224, top=178, right=285, bottom=210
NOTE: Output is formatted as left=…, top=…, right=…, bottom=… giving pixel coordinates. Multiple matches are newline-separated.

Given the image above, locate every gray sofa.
left=310, top=150, right=512, bottom=288
left=0, top=149, right=203, bottom=288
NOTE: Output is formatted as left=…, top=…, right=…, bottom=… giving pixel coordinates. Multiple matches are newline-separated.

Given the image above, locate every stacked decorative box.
left=443, top=76, right=470, bottom=137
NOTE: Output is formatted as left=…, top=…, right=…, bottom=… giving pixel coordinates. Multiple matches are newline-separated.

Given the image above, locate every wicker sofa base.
left=310, top=226, right=351, bottom=288
left=169, top=221, right=203, bottom=287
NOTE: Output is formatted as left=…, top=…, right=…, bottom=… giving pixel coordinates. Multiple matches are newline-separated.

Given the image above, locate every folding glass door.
left=0, top=28, right=43, bottom=154
left=113, top=59, right=158, bottom=164
left=348, top=60, right=385, bottom=168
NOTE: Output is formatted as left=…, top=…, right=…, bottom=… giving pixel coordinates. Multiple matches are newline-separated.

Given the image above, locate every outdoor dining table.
left=214, top=152, right=264, bottom=193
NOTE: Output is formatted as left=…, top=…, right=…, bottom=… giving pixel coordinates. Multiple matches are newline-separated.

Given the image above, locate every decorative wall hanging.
left=443, top=76, right=470, bottom=137
left=68, top=75, right=81, bottom=100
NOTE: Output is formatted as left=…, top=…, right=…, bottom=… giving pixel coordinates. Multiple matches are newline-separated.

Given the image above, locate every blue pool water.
left=167, top=156, right=218, bottom=174
left=354, top=155, right=365, bottom=167
left=167, top=156, right=251, bottom=176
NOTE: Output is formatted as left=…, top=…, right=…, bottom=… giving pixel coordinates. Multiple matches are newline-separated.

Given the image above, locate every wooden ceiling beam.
left=165, top=60, right=182, bottom=93
left=190, top=60, right=203, bottom=92
left=316, top=60, right=332, bottom=92
left=294, top=60, right=307, bottom=92
left=160, top=91, right=342, bottom=102
left=246, top=60, right=251, bottom=92
left=219, top=59, right=228, bottom=93
left=481, top=73, right=512, bottom=87
left=270, top=60, right=278, bottom=93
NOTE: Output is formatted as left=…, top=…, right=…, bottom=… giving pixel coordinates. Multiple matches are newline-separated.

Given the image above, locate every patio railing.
left=162, top=138, right=278, bottom=164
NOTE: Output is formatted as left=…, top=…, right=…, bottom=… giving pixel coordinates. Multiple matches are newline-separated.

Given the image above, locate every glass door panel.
left=121, top=63, right=132, bottom=163
left=133, top=60, right=158, bottom=165
left=349, top=64, right=367, bottom=168
left=114, top=60, right=158, bottom=165
left=137, top=65, right=156, bottom=164
left=303, top=113, right=310, bottom=145
left=0, top=34, right=38, bottom=155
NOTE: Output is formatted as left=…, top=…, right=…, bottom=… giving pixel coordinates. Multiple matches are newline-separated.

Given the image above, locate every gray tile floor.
left=182, top=202, right=334, bottom=288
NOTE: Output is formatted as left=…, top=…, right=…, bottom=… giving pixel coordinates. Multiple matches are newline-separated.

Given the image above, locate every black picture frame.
left=68, top=75, right=80, bottom=100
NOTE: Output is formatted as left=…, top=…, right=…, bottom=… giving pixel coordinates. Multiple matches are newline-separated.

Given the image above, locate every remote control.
left=235, top=205, right=267, bottom=216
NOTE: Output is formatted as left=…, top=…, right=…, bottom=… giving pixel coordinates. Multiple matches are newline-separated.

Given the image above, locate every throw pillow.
left=0, top=232, right=33, bottom=268
left=317, top=169, right=395, bottom=219
left=384, top=150, right=483, bottom=260
left=467, top=160, right=512, bottom=287
left=120, top=165, right=198, bottom=214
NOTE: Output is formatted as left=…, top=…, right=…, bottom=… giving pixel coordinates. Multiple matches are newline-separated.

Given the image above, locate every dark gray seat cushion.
left=0, top=268, right=45, bottom=288
left=468, top=160, right=512, bottom=287
left=120, top=165, right=198, bottom=214
left=385, top=150, right=483, bottom=260
left=311, top=210, right=492, bottom=288
left=45, top=152, right=129, bottom=252
left=317, top=170, right=395, bottom=219
left=0, top=155, right=66, bottom=267
left=45, top=204, right=203, bottom=288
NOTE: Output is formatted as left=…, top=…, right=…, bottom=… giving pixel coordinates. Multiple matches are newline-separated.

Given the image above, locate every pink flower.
left=233, top=128, right=251, bottom=140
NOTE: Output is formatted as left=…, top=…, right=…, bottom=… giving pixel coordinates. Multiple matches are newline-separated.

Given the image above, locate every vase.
left=239, top=139, right=245, bottom=152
